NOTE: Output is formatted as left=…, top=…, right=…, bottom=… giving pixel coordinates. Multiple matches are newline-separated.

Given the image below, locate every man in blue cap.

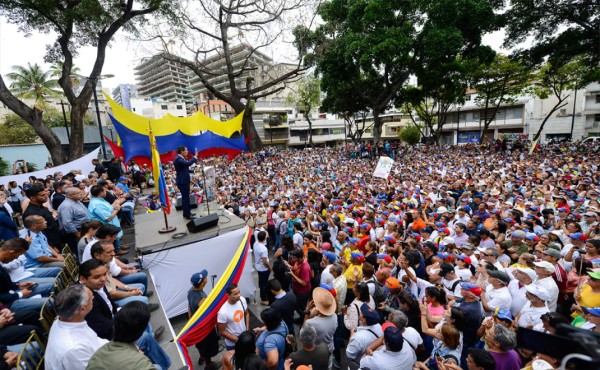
left=359, top=326, right=416, bottom=369
left=321, top=251, right=337, bottom=285
left=346, top=303, right=383, bottom=363
left=188, top=269, right=219, bottom=368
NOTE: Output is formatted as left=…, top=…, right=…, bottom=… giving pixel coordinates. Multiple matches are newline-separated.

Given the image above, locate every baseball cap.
left=460, top=242, right=475, bottom=250
left=381, top=322, right=396, bottom=331
left=542, top=249, right=561, bottom=259
left=321, top=242, right=332, bottom=251
left=348, top=237, right=360, bottom=244
left=384, top=277, right=401, bottom=290
left=525, top=284, right=549, bottom=301
left=377, top=254, right=392, bottom=263
left=456, top=254, right=472, bottom=265
left=582, top=307, right=600, bottom=317
left=487, top=270, right=510, bottom=285
left=570, top=232, right=587, bottom=241
left=460, top=282, right=482, bottom=297
left=190, top=269, right=208, bottom=286
left=360, top=303, right=380, bottom=326
left=533, top=261, right=556, bottom=272
left=494, top=307, right=513, bottom=322
left=384, top=326, right=404, bottom=352
left=323, top=251, right=337, bottom=263
left=511, top=230, right=526, bottom=239
left=587, top=271, right=600, bottom=280
left=442, top=237, right=455, bottom=245
left=515, top=267, right=537, bottom=281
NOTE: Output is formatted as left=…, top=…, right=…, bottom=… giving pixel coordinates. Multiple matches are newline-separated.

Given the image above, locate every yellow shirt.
left=579, top=284, right=600, bottom=308
left=344, top=263, right=363, bottom=289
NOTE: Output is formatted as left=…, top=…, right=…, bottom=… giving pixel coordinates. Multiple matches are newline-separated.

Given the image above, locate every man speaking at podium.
left=174, top=146, right=198, bottom=220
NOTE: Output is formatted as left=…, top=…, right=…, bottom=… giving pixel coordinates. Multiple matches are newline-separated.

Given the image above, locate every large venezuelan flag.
left=175, top=228, right=252, bottom=369
left=149, top=125, right=171, bottom=214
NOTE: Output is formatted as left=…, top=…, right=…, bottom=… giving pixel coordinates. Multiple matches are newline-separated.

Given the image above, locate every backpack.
left=277, top=220, right=288, bottom=236
left=366, top=279, right=386, bottom=306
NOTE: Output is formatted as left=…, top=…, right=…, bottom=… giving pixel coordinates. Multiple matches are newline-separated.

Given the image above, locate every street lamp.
left=73, top=73, right=114, bottom=160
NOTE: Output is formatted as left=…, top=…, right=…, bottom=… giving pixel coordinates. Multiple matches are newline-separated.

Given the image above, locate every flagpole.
left=149, top=121, right=176, bottom=233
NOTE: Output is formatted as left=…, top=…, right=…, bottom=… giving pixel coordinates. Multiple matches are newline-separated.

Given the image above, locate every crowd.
left=185, top=140, right=600, bottom=370
left=0, top=139, right=598, bottom=370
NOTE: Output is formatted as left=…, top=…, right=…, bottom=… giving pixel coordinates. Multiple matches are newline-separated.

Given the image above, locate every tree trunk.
left=533, top=98, right=568, bottom=142
left=372, top=108, right=383, bottom=143
left=68, top=102, right=90, bottom=161
left=306, top=115, right=314, bottom=147
left=232, top=101, right=262, bottom=151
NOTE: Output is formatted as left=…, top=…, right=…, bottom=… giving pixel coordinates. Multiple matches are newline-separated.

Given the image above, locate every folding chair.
left=53, top=270, right=68, bottom=294
left=38, top=293, right=57, bottom=334
left=63, top=254, right=79, bottom=283
left=16, top=329, right=46, bottom=370
left=61, top=245, right=73, bottom=257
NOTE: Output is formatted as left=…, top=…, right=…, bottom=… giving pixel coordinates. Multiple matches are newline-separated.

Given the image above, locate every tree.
left=301, top=0, right=501, bottom=144
left=0, top=157, right=9, bottom=176
left=6, top=63, right=62, bottom=111
left=468, top=55, right=531, bottom=143
left=503, top=0, right=600, bottom=69
left=0, top=0, right=174, bottom=164
left=287, top=75, right=321, bottom=147
left=0, top=107, right=93, bottom=145
left=530, top=57, right=591, bottom=142
left=398, top=125, right=421, bottom=145
left=157, top=0, right=316, bottom=151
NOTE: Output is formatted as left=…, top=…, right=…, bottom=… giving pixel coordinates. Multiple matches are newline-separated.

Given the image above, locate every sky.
left=0, top=16, right=508, bottom=94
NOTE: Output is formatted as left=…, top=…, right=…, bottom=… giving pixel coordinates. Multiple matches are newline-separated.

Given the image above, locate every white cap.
left=525, top=284, right=549, bottom=301
left=515, top=267, right=537, bottom=282
left=533, top=261, right=555, bottom=273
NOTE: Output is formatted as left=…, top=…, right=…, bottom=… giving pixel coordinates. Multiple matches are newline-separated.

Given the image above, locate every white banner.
left=373, top=156, right=395, bottom=179
left=141, top=227, right=256, bottom=318
left=0, top=147, right=101, bottom=187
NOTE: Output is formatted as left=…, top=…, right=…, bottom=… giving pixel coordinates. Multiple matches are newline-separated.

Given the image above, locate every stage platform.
left=134, top=201, right=246, bottom=255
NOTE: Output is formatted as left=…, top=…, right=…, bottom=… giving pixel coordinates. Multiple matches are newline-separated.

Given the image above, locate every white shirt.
left=517, top=302, right=549, bottom=329
left=217, top=297, right=248, bottom=347
left=535, top=277, right=559, bottom=312
left=346, top=324, right=383, bottom=361
left=45, top=319, right=109, bottom=370
left=508, top=280, right=528, bottom=317
left=253, top=241, right=269, bottom=272
left=321, top=265, right=334, bottom=285
left=484, top=286, right=512, bottom=315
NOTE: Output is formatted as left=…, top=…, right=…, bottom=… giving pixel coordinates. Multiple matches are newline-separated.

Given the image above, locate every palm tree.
left=50, top=61, right=81, bottom=86
left=6, top=62, right=62, bottom=111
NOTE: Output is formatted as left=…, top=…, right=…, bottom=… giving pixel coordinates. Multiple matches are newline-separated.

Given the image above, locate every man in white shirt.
left=253, top=231, right=271, bottom=305
left=533, top=261, right=559, bottom=312
left=516, top=284, right=550, bottom=330
left=346, top=303, right=383, bottom=362
left=359, top=326, right=416, bottom=370
left=508, top=267, right=536, bottom=317
left=45, top=284, right=108, bottom=370
left=217, top=284, right=249, bottom=350
left=481, top=270, right=512, bottom=316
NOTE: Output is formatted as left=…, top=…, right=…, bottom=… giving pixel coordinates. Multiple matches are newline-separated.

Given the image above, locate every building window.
left=596, top=95, right=600, bottom=103
left=161, top=105, right=168, bottom=110
left=595, top=114, right=600, bottom=122
left=465, top=94, right=472, bottom=101
left=176, top=105, right=183, bottom=109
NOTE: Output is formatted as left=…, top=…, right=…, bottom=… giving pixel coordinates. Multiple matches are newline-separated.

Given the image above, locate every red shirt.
left=292, top=260, right=311, bottom=294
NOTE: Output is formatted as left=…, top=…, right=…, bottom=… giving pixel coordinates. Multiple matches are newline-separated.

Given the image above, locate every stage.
left=135, top=201, right=246, bottom=255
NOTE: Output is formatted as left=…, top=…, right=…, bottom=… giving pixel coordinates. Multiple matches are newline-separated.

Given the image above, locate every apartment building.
left=134, top=53, right=192, bottom=104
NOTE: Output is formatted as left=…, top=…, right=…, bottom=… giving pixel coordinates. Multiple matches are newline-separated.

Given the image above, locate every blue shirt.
left=88, top=198, right=123, bottom=238
left=19, top=230, right=52, bottom=268
left=256, top=322, right=288, bottom=370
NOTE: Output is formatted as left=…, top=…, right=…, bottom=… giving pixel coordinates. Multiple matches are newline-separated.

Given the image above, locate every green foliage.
left=0, top=107, right=92, bottom=144
left=468, top=54, right=531, bottom=142
left=6, top=63, right=62, bottom=111
left=503, top=0, right=599, bottom=70
left=287, top=75, right=321, bottom=114
left=299, top=0, right=501, bottom=142
left=398, top=125, right=421, bottom=145
left=0, top=157, right=9, bottom=176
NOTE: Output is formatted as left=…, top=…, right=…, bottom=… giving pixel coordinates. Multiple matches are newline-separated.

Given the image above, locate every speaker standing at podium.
left=174, top=146, right=198, bottom=220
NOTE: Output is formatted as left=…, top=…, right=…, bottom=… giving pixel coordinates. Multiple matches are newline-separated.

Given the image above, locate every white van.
left=581, top=137, right=600, bottom=144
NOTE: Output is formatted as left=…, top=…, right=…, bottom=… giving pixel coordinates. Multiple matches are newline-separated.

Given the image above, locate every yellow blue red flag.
left=149, top=125, right=171, bottom=214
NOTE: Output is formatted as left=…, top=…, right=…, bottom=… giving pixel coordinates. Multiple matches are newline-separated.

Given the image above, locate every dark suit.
left=270, top=291, right=297, bottom=335
left=0, top=266, right=20, bottom=305
left=85, top=287, right=118, bottom=340
left=174, top=154, right=198, bottom=217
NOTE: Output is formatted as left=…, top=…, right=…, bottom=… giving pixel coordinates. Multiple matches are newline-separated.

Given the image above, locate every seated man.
left=2, top=253, right=60, bottom=286
left=0, top=238, right=54, bottom=311
left=87, top=302, right=159, bottom=370
left=19, top=215, right=64, bottom=268
left=89, top=241, right=157, bottom=311
left=45, top=284, right=108, bottom=370
left=79, top=259, right=169, bottom=369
